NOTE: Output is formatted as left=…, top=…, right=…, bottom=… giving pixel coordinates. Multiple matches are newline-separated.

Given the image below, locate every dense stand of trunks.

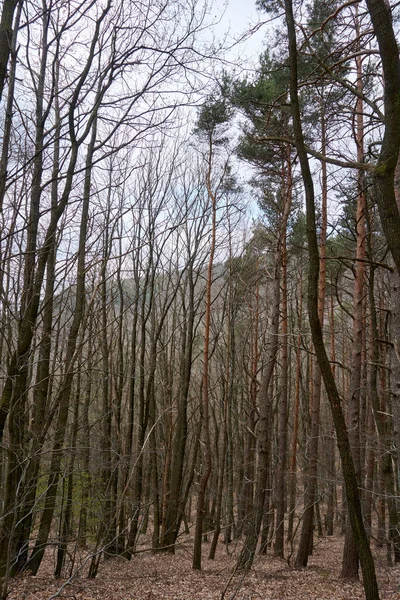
left=0, top=3, right=399, bottom=600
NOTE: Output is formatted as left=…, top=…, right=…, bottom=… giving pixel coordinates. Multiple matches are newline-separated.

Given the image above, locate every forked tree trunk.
left=28, top=116, right=97, bottom=577
left=0, top=8, right=51, bottom=587
left=124, top=234, right=155, bottom=560
left=7, top=52, right=60, bottom=575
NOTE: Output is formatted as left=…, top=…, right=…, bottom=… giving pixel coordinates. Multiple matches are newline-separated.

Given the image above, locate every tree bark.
left=0, top=0, right=18, bottom=103
left=192, top=132, right=217, bottom=570
left=0, top=0, right=20, bottom=210
left=209, top=246, right=232, bottom=560
left=161, top=261, right=196, bottom=551
left=364, top=0, right=400, bottom=276
left=274, top=152, right=291, bottom=559
left=295, top=97, right=327, bottom=568
left=236, top=271, right=279, bottom=571
left=287, top=264, right=302, bottom=543
left=284, top=2, right=379, bottom=598
left=341, top=30, right=366, bottom=579
left=27, top=116, right=97, bottom=576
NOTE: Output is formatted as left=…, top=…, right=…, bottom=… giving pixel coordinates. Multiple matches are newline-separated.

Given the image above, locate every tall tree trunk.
left=0, top=0, right=110, bottom=443
left=55, top=352, right=82, bottom=578
left=295, top=97, right=327, bottom=568
left=77, top=316, right=94, bottom=549
left=10, top=52, right=61, bottom=575
left=376, top=267, right=400, bottom=562
left=124, top=237, right=154, bottom=560
left=225, top=318, right=236, bottom=545
left=274, top=152, right=291, bottom=558
left=287, top=264, right=302, bottom=543
left=161, top=264, right=195, bottom=551
left=364, top=0, right=400, bottom=276
left=341, top=32, right=365, bottom=579
left=113, top=238, right=127, bottom=555
left=237, top=148, right=292, bottom=570
left=284, top=2, right=379, bottom=598
left=27, top=116, right=97, bottom=576
left=238, top=280, right=258, bottom=537
left=236, top=269, right=279, bottom=571
left=209, top=225, right=233, bottom=560
left=192, top=134, right=217, bottom=570
left=0, top=0, right=21, bottom=210
left=325, top=290, right=336, bottom=537
left=0, top=7, right=50, bottom=587
left=0, top=0, right=19, bottom=103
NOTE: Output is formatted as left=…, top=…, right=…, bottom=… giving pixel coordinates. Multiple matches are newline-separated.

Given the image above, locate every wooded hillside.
left=0, top=2, right=399, bottom=599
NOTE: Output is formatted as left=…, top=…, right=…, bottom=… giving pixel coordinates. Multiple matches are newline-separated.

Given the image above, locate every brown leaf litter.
left=6, top=535, right=400, bottom=600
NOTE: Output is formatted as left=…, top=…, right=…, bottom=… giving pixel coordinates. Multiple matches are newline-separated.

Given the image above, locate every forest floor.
left=7, top=533, right=400, bottom=600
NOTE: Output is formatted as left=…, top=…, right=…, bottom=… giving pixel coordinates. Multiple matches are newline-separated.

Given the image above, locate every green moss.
left=374, top=162, right=389, bottom=177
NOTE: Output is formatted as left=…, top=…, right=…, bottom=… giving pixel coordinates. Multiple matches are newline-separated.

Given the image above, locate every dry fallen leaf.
left=6, top=535, right=400, bottom=600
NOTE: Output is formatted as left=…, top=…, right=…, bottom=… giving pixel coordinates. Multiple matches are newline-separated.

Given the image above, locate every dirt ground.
left=7, top=535, right=400, bottom=600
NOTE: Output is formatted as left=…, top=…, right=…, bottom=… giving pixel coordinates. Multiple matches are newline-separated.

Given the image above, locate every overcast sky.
left=211, top=0, right=268, bottom=70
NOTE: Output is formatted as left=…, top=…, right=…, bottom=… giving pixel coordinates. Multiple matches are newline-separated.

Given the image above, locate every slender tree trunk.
left=0, top=7, right=50, bottom=587
left=325, top=290, right=336, bottom=537
left=274, top=152, right=291, bottom=558
left=77, top=316, right=94, bottom=549
left=364, top=405, right=375, bottom=535
left=0, top=0, right=21, bottom=210
left=296, top=98, right=327, bottom=568
left=55, top=354, right=82, bottom=577
left=236, top=142, right=292, bottom=570
left=225, top=319, right=236, bottom=545
left=27, top=116, right=97, bottom=576
left=124, top=242, right=154, bottom=559
left=373, top=266, right=400, bottom=562
left=238, top=280, right=259, bottom=538
left=161, top=263, right=196, bottom=552
left=236, top=271, right=279, bottom=571
left=287, top=264, right=302, bottom=543
left=6, top=54, right=61, bottom=575
left=192, top=135, right=217, bottom=570
left=0, top=0, right=19, bottom=103
left=209, top=228, right=233, bottom=560
left=341, top=34, right=365, bottom=579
